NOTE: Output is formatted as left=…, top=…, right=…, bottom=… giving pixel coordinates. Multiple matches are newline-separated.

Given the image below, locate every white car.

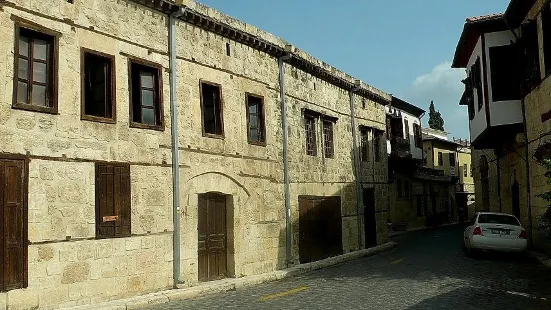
left=463, top=212, right=528, bottom=257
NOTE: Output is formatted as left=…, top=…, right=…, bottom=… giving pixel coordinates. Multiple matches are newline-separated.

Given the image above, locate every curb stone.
left=61, top=242, right=397, bottom=310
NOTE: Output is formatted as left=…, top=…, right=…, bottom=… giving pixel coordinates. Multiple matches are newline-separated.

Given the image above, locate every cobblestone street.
left=148, top=226, right=551, bottom=310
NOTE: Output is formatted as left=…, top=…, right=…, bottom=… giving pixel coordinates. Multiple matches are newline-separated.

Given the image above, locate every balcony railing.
left=390, top=137, right=411, bottom=158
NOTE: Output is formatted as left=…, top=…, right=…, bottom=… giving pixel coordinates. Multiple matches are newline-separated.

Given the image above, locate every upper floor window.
left=200, top=81, right=224, bottom=137
left=449, top=153, right=456, bottom=167
left=14, top=27, right=57, bottom=114
left=404, top=119, right=410, bottom=141
left=489, top=45, right=521, bottom=102
left=413, top=123, right=422, bottom=148
left=437, top=152, right=443, bottom=166
left=246, top=94, right=265, bottom=145
left=360, top=128, right=369, bottom=162
left=520, top=20, right=541, bottom=92
left=374, top=131, right=382, bottom=162
left=543, top=4, right=551, bottom=75
left=471, top=57, right=483, bottom=112
left=322, top=120, right=334, bottom=158
left=464, top=164, right=468, bottom=177
left=305, top=114, right=317, bottom=156
left=129, top=60, right=163, bottom=130
left=82, top=49, right=115, bottom=122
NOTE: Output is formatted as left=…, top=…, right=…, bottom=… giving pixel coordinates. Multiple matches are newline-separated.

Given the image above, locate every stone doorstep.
left=61, top=242, right=397, bottom=310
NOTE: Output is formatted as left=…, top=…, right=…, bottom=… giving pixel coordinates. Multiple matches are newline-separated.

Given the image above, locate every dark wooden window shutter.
left=0, top=159, right=28, bottom=292
left=95, top=164, right=131, bottom=239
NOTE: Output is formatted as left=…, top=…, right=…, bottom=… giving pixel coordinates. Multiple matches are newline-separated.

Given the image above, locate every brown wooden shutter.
left=1, top=159, right=27, bottom=291
left=96, top=164, right=130, bottom=239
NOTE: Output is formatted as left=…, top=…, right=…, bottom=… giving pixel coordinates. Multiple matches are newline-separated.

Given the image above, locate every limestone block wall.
left=0, top=0, right=175, bottom=308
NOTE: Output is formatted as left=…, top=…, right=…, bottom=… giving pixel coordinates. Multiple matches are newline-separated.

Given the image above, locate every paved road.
left=148, top=226, right=551, bottom=309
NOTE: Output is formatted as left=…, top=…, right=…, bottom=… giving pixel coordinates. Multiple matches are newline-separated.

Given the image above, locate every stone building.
left=452, top=0, right=551, bottom=255
left=454, top=138, right=475, bottom=222
left=0, top=0, right=391, bottom=308
left=385, top=96, right=426, bottom=231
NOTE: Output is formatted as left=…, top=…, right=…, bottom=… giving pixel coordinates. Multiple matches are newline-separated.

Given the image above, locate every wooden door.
left=198, top=193, right=227, bottom=282
left=0, top=159, right=27, bottom=292
left=363, top=189, right=377, bottom=248
left=299, top=196, right=342, bottom=264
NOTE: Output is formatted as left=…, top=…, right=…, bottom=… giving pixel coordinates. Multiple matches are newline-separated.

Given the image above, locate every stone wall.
left=0, top=0, right=391, bottom=308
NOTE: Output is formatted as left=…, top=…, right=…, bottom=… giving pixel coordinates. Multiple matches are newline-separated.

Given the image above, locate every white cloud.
left=402, top=62, right=469, bottom=139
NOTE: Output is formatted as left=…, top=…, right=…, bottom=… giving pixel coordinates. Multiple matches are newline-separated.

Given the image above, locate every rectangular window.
left=489, top=45, right=521, bottom=102
left=404, top=180, right=410, bottom=198
left=464, top=164, right=468, bottom=177
left=95, top=164, right=131, bottom=239
left=438, top=152, right=443, bottom=166
left=305, top=114, right=317, bottom=156
left=129, top=60, right=163, bottom=130
left=360, top=128, right=369, bottom=162
left=374, top=131, right=382, bottom=162
left=413, top=123, right=422, bottom=148
left=521, top=20, right=541, bottom=92
left=449, top=153, right=456, bottom=167
left=322, top=120, right=334, bottom=158
left=404, top=119, right=410, bottom=141
left=13, top=27, right=57, bottom=113
left=543, top=4, right=551, bottom=75
left=246, top=94, right=265, bottom=145
left=397, top=179, right=403, bottom=199
left=473, top=57, right=484, bottom=111
left=200, top=82, right=224, bottom=136
left=82, top=49, right=115, bottom=122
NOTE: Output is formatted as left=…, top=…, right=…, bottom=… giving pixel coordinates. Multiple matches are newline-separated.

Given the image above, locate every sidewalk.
left=63, top=242, right=397, bottom=310
left=388, top=222, right=464, bottom=238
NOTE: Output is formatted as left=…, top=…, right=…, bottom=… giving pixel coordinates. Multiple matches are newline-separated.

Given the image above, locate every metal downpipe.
left=349, top=87, right=363, bottom=250
left=278, top=54, right=292, bottom=266
left=169, top=7, right=185, bottom=287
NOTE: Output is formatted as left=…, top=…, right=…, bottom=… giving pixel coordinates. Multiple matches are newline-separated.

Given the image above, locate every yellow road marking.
left=260, top=286, right=309, bottom=302
left=391, top=258, right=405, bottom=264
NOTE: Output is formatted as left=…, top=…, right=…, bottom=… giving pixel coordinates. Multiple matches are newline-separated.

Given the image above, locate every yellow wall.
left=458, top=149, right=474, bottom=190
left=423, top=140, right=457, bottom=176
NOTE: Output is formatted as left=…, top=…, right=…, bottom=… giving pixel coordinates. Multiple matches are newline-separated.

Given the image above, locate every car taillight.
left=519, top=229, right=528, bottom=239
left=473, top=226, right=483, bottom=236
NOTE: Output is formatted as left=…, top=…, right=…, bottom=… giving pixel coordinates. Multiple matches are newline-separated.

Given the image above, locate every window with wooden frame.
left=438, top=152, right=443, bottom=166
left=413, top=123, right=422, bottom=148
left=464, top=164, right=468, bottom=177
left=360, top=128, right=369, bottom=162
left=404, top=119, right=410, bottom=141
left=449, top=152, right=456, bottom=167
left=82, top=49, right=115, bottom=122
left=95, top=163, right=131, bottom=239
left=543, top=3, right=551, bottom=75
left=489, top=45, right=521, bottom=102
left=246, top=93, right=265, bottom=145
left=13, top=25, right=58, bottom=114
left=471, top=57, right=483, bottom=112
left=305, top=114, right=317, bottom=156
left=200, top=81, right=224, bottom=137
left=322, top=119, right=334, bottom=158
left=129, top=59, right=163, bottom=130
left=374, top=130, right=382, bottom=162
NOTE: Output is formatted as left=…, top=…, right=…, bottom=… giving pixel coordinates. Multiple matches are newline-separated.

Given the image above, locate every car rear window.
left=477, top=214, right=520, bottom=226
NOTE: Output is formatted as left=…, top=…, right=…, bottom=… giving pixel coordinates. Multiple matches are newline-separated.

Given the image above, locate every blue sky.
left=198, top=0, right=510, bottom=140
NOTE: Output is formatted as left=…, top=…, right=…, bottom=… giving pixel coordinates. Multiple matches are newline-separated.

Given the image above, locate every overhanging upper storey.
left=453, top=13, right=523, bottom=149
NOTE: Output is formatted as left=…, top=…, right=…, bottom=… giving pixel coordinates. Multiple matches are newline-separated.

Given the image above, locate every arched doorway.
left=512, top=180, right=520, bottom=219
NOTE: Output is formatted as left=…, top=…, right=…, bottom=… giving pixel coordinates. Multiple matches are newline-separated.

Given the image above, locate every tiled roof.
left=466, top=13, right=504, bottom=23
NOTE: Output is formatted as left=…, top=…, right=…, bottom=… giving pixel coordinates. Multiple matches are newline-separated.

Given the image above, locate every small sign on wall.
left=102, top=215, right=118, bottom=222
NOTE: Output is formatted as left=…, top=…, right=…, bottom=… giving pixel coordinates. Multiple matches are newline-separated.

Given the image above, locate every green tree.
left=428, top=100, right=445, bottom=131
